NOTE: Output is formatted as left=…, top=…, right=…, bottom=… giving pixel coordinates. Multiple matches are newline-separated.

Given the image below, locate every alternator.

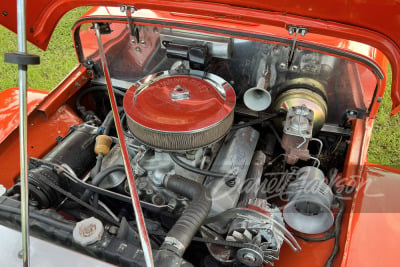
left=226, top=199, right=295, bottom=266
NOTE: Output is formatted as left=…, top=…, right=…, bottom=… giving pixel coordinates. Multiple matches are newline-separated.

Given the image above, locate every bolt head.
left=243, top=253, right=256, bottom=263
left=146, top=189, right=153, bottom=195
left=138, top=181, right=147, bottom=189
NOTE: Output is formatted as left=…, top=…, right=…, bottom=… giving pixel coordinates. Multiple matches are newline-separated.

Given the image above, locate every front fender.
left=0, top=87, right=48, bottom=144
left=0, top=87, right=83, bottom=188
left=341, top=163, right=400, bottom=266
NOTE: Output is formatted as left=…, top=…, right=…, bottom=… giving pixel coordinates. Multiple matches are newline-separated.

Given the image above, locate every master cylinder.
left=282, top=105, right=314, bottom=165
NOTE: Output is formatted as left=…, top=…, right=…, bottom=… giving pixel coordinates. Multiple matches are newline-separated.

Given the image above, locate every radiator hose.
left=157, top=175, right=211, bottom=262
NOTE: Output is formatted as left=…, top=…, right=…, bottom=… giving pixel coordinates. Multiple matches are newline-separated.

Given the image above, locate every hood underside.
left=1, top=0, right=400, bottom=114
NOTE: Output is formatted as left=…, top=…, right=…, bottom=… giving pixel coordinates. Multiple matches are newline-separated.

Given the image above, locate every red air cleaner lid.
left=123, top=70, right=236, bottom=150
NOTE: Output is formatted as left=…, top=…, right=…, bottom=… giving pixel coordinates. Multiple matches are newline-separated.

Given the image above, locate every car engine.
left=0, top=24, right=362, bottom=266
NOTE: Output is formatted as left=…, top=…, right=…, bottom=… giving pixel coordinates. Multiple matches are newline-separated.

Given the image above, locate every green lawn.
left=368, top=69, right=400, bottom=168
left=0, top=8, right=399, bottom=167
left=0, top=8, right=86, bottom=91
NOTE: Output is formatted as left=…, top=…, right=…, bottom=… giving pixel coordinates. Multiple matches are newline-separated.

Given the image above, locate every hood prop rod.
left=4, top=0, right=40, bottom=265
left=93, top=23, right=154, bottom=267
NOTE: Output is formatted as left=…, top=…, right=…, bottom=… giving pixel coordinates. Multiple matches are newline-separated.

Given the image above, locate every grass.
left=0, top=8, right=87, bottom=91
left=0, top=7, right=399, bottom=167
left=368, top=70, right=400, bottom=168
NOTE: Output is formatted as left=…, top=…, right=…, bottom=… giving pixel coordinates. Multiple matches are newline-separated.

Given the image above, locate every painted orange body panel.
left=0, top=65, right=88, bottom=187
left=0, top=88, right=47, bottom=144
left=37, top=65, right=89, bottom=117
left=0, top=105, right=82, bottom=188
left=341, top=163, right=400, bottom=267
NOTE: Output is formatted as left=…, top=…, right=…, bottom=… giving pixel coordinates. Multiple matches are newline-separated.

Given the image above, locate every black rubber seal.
left=72, top=16, right=384, bottom=79
left=4, top=52, right=40, bottom=65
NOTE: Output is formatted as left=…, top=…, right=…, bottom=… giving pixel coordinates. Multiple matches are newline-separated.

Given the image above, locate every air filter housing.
left=123, top=70, right=236, bottom=151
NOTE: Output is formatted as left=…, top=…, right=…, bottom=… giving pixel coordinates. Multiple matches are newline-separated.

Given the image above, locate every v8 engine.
left=1, top=25, right=355, bottom=267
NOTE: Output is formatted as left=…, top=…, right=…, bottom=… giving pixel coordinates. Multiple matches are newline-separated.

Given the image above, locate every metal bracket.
left=93, top=22, right=112, bottom=35
left=120, top=5, right=139, bottom=43
left=344, top=109, right=367, bottom=120
left=287, top=25, right=308, bottom=68
left=340, top=109, right=367, bottom=127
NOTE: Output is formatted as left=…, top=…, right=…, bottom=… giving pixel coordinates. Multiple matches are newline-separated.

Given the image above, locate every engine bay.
left=0, top=19, right=381, bottom=266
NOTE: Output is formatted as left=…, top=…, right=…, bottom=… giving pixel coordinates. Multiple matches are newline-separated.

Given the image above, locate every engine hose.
left=55, top=166, right=169, bottom=213
left=231, top=110, right=285, bottom=130
left=90, top=153, right=105, bottom=208
left=76, top=86, right=125, bottom=109
left=38, top=171, right=119, bottom=225
left=80, top=165, right=125, bottom=202
left=101, top=107, right=124, bottom=135
left=93, top=154, right=104, bottom=177
left=101, top=111, right=114, bottom=135
left=294, top=231, right=334, bottom=242
left=169, top=153, right=233, bottom=179
left=325, top=187, right=345, bottom=267
left=160, top=175, right=211, bottom=257
left=0, top=202, right=75, bottom=232
left=75, top=86, right=125, bottom=121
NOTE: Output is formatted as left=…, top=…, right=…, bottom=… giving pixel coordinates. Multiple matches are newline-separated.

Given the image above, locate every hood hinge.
left=120, top=4, right=140, bottom=43
left=287, top=25, right=308, bottom=68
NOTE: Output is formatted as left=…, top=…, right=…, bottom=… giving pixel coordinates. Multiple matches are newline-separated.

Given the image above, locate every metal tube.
left=17, top=0, right=26, bottom=53
left=17, top=0, right=30, bottom=266
left=93, top=23, right=154, bottom=267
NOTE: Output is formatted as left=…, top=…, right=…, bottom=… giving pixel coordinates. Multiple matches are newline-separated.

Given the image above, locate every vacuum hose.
left=160, top=175, right=211, bottom=257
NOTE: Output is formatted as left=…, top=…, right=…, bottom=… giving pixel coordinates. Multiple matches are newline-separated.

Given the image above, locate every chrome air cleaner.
left=123, top=70, right=236, bottom=150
